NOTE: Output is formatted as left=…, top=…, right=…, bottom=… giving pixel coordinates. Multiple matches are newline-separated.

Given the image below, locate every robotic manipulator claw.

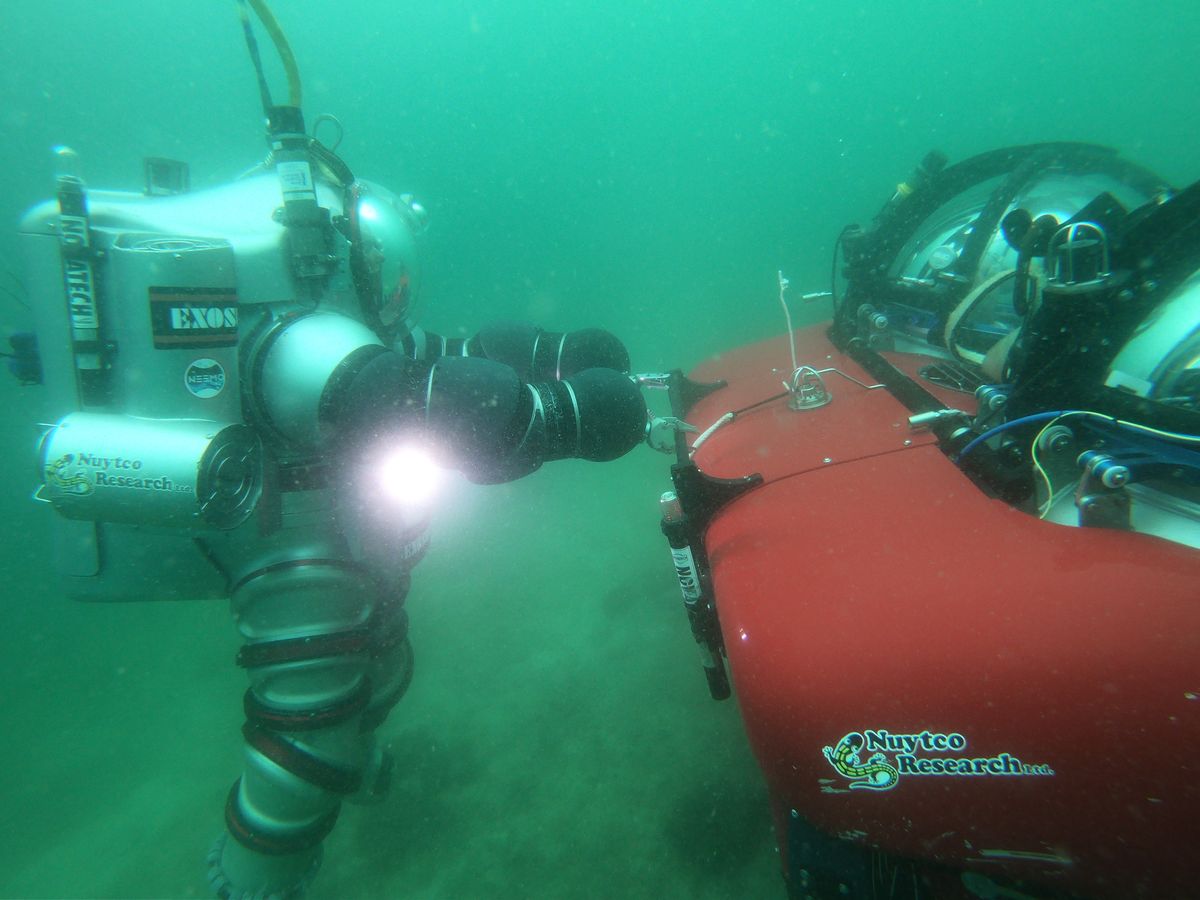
left=632, top=372, right=702, bottom=455
left=645, top=414, right=700, bottom=454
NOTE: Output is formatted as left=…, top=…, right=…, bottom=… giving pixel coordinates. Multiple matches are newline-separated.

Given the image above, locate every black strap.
left=236, top=628, right=374, bottom=669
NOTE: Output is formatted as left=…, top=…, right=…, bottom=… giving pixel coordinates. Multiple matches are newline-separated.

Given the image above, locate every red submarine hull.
left=686, top=324, right=1200, bottom=899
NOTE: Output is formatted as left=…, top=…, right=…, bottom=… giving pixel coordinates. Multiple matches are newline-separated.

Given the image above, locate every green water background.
left=0, top=2, right=1197, bottom=897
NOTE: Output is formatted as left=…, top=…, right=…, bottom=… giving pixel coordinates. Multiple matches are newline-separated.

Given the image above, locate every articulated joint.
left=224, top=776, right=342, bottom=857
left=242, top=678, right=372, bottom=734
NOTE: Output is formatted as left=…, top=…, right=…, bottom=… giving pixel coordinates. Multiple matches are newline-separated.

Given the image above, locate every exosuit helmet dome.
left=347, top=179, right=428, bottom=339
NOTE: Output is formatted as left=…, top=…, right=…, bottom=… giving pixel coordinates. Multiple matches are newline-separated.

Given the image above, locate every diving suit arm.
left=327, top=349, right=646, bottom=483
left=397, top=322, right=631, bottom=381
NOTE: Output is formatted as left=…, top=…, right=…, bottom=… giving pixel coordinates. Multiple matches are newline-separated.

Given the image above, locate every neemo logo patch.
left=184, top=358, right=226, bottom=399
left=822, top=729, right=1055, bottom=792
left=149, top=286, right=238, bottom=349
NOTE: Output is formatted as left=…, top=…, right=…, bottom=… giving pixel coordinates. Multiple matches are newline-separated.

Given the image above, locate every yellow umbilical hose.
left=244, top=0, right=303, bottom=109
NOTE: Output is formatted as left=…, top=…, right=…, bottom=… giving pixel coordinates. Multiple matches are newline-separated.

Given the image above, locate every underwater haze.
left=1, top=1, right=1198, bottom=898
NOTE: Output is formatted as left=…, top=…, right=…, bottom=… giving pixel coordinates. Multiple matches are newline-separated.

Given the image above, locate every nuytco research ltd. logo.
left=822, top=729, right=1054, bottom=792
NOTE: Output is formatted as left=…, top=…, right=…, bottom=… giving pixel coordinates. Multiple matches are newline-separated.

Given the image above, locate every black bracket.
left=670, top=461, right=762, bottom=537
left=666, top=368, right=726, bottom=418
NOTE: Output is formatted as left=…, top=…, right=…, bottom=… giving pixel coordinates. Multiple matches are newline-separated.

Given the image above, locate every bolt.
left=1042, top=425, right=1073, bottom=454
left=1102, top=465, right=1130, bottom=488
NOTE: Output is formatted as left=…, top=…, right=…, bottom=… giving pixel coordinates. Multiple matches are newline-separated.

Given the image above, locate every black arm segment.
left=398, top=322, right=631, bottom=381
left=324, top=348, right=646, bottom=483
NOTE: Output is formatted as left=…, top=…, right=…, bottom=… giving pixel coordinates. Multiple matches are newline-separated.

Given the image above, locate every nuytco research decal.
left=149, top=286, right=238, bottom=349
left=821, top=729, right=1054, bottom=792
left=43, top=452, right=193, bottom=497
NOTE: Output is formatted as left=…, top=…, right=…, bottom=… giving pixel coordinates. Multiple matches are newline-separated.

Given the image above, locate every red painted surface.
left=687, top=324, right=1200, bottom=899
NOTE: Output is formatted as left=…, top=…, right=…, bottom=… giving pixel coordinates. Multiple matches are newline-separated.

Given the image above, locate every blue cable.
left=956, top=407, right=1200, bottom=462
left=954, top=410, right=1073, bottom=460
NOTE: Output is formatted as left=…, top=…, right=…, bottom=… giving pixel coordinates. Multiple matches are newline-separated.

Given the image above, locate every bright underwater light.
left=357, top=199, right=380, bottom=222
left=375, top=445, right=443, bottom=507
